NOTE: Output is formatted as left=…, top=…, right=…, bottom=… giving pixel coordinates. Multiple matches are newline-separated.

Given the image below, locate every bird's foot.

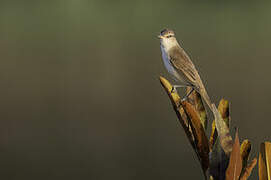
left=170, top=84, right=191, bottom=94
left=171, top=86, right=177, bottom=93
left=181, top=96, right=188, bottom=102
left=176, top=96, right=189, bottom=110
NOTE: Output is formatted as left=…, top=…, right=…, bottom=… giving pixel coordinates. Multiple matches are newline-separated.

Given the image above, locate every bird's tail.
left=199, top=86, right=213, bottom=113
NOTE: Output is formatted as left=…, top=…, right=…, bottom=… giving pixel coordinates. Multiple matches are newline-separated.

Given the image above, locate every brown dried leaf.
left=212, top=104, right=233, bottom=155
left=209, top=99, right=230, bottom=151
left=160, top=76, right=209, bottom=177
left=240, top=139, right=251, bottom=177
left=239, top=158, right=257, bottom=180
left=225, top=130, right=242, bottom=180
left=186, top=87, right=207, bottom=129
left=159, top=77, right=195, bottom=146
left=218, top=99, right=230, bottom=127
left=181, top=101, right=210, bottom=173
left=259, top=142, right=271, bottom=180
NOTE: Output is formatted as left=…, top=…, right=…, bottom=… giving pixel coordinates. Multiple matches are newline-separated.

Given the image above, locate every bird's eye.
left=167, top=35, right=172, bottom=38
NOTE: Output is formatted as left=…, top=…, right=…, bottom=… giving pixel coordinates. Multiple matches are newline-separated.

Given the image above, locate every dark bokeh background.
left=0, top=1, right=271, bottom=179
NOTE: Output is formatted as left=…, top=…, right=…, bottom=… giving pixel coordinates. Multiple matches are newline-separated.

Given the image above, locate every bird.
left=158, top=28, right=212, bottom=110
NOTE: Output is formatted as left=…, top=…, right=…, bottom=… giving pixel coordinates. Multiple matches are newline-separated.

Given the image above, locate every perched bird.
left=158, top=28, right=212, bottom=110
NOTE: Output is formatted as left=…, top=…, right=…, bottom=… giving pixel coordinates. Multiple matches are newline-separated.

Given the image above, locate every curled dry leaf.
left=240, top=139, right=251, bottom=177
left=225, top=130, right=242, bottom=180
left=218, top=99, right=230, bottom=127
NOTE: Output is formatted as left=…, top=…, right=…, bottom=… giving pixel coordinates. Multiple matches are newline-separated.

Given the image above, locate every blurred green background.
left=0, top=1, right=271, bottom=179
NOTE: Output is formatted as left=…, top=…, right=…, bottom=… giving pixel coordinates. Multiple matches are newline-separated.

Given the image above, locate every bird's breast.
left=160, top=46, right=183, bottom=82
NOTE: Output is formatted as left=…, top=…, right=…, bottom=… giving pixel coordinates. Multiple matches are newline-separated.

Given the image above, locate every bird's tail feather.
left=199, top=86, right=213, bottom=113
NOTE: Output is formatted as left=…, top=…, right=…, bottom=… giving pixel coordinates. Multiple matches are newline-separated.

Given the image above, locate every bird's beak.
left=157, top=35, right=163, bottom=39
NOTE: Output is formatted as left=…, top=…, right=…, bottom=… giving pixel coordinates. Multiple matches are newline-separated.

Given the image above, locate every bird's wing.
left=169, top=46, right=213, bottom=109
left=169, top=46, right=199, bottom=87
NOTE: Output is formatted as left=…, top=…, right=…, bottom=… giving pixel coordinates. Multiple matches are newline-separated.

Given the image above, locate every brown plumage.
left=169, top=46, right=212, bottom=110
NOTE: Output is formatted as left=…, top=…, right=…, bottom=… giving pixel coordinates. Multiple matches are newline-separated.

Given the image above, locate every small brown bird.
left=158, top=28, right=212, bottom=110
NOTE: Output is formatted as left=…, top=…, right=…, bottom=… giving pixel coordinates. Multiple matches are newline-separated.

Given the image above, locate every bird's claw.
left=181, top=96, right=188, bottom=102
left=176, top=97, right=187, bottom=110
left=171, top=86, right=177, bottom=93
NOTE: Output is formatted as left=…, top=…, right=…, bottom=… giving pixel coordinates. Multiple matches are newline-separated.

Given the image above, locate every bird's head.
left=158, top=28, right=178, bottom=50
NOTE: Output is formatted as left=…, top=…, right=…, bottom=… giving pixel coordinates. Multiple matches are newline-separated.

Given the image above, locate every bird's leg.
left=181, top=87, right=194, bottom=102
left=171, top=84, right=188, bottom=93
left=175, top=86, right=195, bottom=109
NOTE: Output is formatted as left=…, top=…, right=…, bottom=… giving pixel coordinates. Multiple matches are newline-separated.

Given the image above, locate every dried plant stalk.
left=160, top=76, right=209, bottom=177
left=159, top=76, right=259, bottom=180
